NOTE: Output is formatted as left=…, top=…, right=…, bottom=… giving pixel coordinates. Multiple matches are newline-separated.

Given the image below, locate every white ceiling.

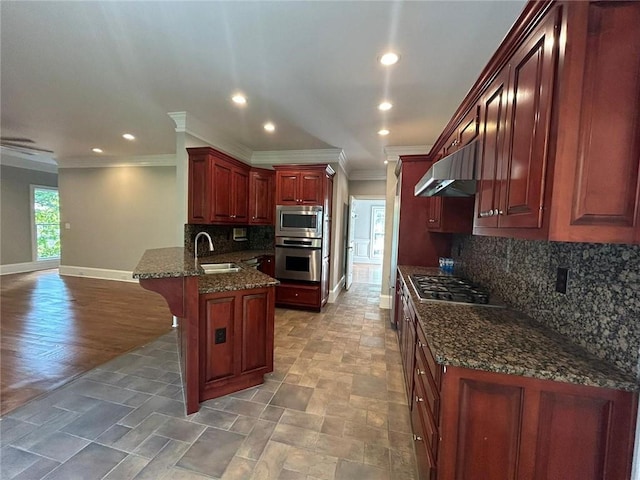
left=1, top=1, right=526, bottom=176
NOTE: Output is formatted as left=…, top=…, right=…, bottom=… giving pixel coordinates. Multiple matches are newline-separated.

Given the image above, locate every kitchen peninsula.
left=133, top=247, right=278, bottom=414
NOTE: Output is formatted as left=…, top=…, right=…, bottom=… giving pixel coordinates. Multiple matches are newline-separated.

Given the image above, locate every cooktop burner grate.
left=409, top=274, right=505, bottom=307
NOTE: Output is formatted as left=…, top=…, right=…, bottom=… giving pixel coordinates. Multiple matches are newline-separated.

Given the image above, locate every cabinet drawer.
left=414, top=367, right=439, bottom=458
left=275, top=283, right=320, bottom=307
left=415, top=348, right=440, bottom=420
left=416, top=325, right=442, bottom=387
left=411, top=398, right=438, bottom=480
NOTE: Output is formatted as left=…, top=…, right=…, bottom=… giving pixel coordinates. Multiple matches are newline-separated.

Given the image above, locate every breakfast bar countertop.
left=133, top=247, right=278, bottom=294
left=398, top=265, right=639, bottom=392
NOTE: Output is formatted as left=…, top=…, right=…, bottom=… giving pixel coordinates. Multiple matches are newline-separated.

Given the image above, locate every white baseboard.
left=328, top=275, right=345, bottom=303
left=0, top=259, right=60, bottom=275
left=59, top=265, right=136, bottom=283
left=379, top=294, right=392, bottom=309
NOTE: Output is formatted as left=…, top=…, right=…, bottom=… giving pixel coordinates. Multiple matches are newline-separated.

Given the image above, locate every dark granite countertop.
left=133, top=247, right=278, bottom=294
left=398, top=265, right=639, bottom=392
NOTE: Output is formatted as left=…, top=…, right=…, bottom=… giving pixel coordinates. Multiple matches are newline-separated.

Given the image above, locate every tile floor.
left=1, top=283, right=417, bottom=479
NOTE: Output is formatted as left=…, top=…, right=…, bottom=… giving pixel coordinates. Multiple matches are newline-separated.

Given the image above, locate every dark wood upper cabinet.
left=499, top=9, right=558, bottom=229
left=187, top=147, right=250, bottom=225
left=474, top=9, right=558, bottom=233
left=430, top=1, right=640, bottom=244
left=274, top=167, right=328, bottom=206
left=550, top=0, right=640, bottom=244
left=475, top=66, right=509, bottom=229
left=248, top=168, right=275, bottom=225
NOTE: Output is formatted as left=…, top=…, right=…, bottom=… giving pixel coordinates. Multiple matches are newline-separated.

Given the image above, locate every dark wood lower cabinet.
left=397, top=273, right=638, bottom=480
left=275, top=282, right=322, bottom=311
left=258, top=255, right=275, bottom=277
left=433, top=366, right=638, bottom=480
left=199, top=287, right=274, bottom=403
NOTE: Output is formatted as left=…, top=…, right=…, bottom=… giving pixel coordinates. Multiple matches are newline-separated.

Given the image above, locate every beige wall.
left=330, top=165, right=349, bottom=294
left=58, top=166, right=177, bottom=272
left=348, top=180, right=386, bottom=196
left=1, top=165, right=58, bottom=265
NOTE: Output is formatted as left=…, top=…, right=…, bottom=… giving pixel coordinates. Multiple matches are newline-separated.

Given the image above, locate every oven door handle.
left=277, top=240, right=315, bottom=247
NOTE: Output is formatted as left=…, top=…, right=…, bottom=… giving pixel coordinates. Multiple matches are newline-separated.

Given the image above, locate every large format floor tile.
left=1, top=283, right=417, bottom=479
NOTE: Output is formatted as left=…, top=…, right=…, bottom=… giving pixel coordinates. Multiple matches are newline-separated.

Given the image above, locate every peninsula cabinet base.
left=198, top=287, right=275, bottom=413
left=431, top=366, right=638, bottom=480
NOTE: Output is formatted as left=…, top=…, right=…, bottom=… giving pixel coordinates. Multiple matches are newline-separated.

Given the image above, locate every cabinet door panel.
left=459, top=106, right=480, bottom=147
left=188, top=154, right=209, bottom=223
left=452, top=379, right=523, bottom=480
left=500, top=12, right=558, bottom=228
left=277, top=173, right=298, bottom=204
left=300, top=173, right=322, bottom=204
left=250, top=172, right=273, bottom=224
left=533, top=391, right=609, bottom=480
left=233, top=169, right=249, bottom=221
left=475, top=68, right=509, bottom=228
left=211, top=162, right=233, bottom=222
left=427, top=197, right=442, bottom=230
left=571, top=2, right=640, bottom=232
left=202, top=296, right=236, bottom=382
left=241, top=292, right=268, bottom=373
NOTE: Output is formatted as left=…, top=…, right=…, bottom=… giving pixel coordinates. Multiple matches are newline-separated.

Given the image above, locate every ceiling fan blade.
left=0, top=137, right=35, bottom=143
left=1, top=142, right=54, bottom=154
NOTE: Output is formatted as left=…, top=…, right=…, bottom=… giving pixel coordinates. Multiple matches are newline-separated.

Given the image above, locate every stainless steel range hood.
left=414, top=139, right=479, bottom=197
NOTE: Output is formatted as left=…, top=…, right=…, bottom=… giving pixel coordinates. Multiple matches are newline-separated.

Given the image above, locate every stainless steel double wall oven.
left=275, top=205, right=323, bottom=282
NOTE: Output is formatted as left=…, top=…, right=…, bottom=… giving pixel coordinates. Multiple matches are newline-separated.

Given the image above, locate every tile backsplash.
left=452, top=235, right=640, bottom=379
left=185, top=225, right=274, bottom=256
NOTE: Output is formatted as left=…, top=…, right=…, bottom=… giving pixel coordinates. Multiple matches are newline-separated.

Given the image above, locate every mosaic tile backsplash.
left=184, top=225, right=274, bottom=256
left=452, top=235, right=640, bottom=379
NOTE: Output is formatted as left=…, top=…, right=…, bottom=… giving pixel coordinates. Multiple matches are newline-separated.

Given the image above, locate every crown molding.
left=384, top=145, right=430, bottom=161
left=1, top=148, right=58, bottom=173
left=251, top=148, right=344, bottom=166
left=168, top=111, right=253, bottom=163
left=348, top=169, right=387, bottom=181
left=57, top=154, right=176, bottom=169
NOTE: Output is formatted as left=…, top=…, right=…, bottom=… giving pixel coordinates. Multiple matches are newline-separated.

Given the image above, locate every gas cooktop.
left=409, top=273, right=505, bottom=308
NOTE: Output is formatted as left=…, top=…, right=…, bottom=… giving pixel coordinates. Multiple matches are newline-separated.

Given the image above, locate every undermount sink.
left=200, top=262, right=241, bottom=274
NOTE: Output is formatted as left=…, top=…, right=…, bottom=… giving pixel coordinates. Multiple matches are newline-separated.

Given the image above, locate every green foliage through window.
left=33, top=187, right=60, bottom=260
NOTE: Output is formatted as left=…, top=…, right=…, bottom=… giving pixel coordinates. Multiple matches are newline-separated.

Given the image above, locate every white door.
left=345, top=197, right=356, bottom=290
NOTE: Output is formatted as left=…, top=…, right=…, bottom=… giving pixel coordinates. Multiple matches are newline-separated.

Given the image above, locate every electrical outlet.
left=555, top=267, right=569, bottom=294
left=214, top=328, right=226, bottom=344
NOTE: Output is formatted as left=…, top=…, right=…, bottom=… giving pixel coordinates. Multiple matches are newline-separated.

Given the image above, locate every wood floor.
left=0, top=270, right=173, bottom=416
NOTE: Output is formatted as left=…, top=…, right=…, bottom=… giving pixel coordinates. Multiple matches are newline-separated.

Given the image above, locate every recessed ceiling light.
left=378, top=102, right=393, bottom=111
left=122, top=133, right=135, bottom=140
left=379, top=52, right=400, bottom=66
left=92, top=148, right=103, bottom=153
left=232, top=93, right=247, bottom=105
left=384, top=160, right=389, bottom=164
left=378, top=129, right=390, bottom=136
left=264, top=122, right=276, bottom=132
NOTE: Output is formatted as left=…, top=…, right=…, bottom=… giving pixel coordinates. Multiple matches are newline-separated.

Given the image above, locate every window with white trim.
left=31, top=186, right=60, bottom=260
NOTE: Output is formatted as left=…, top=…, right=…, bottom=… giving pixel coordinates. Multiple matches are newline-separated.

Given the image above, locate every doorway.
left=346, top=196, right=385, bottom=287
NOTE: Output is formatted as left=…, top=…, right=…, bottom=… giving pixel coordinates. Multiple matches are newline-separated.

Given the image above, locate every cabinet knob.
left=416, top=368, right=425, bottom=375
left=415, top=395, right=424, bottom=403
left=417, top=341, right=424, bottom=348
left=499, top=210, right=504, bottom=215
left=428, top=219, right=435, bottom=223
left=295, top=293, right=299, bottom=297
left=413, top=434, right=423, bottom=442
